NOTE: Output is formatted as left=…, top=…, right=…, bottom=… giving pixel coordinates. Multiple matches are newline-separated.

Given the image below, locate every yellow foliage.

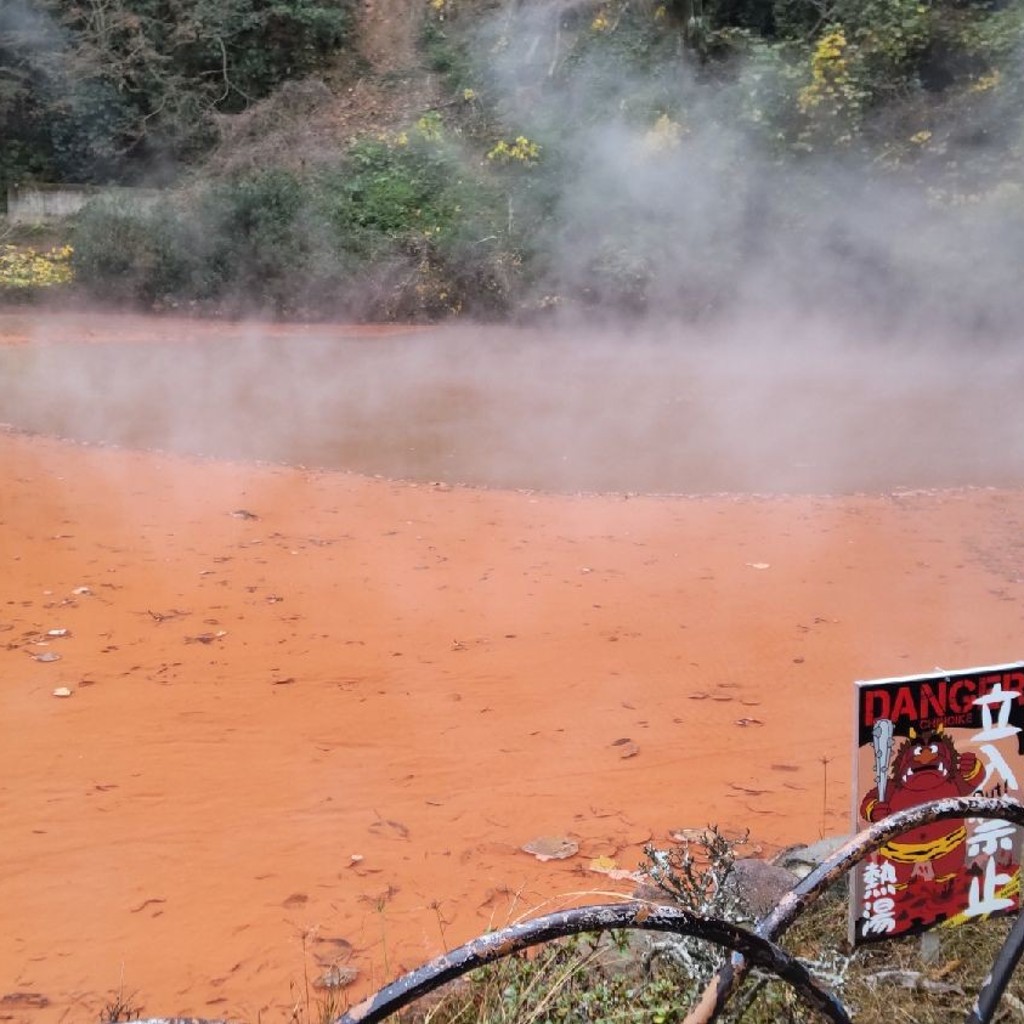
left=487, top=135, right=541, bottom=165
left=592, top=9, right=610, bottom=32
left=798, top=27, right=851, bottom=113
left=0, top=244, right=74, bottom=290
left=416, top=111, right=443, bottom=141
left=909, top=130, right=932, bottom=145
left=971, top=69, right=1001, bottom=93
left=643, top=113, right=684, bottom=154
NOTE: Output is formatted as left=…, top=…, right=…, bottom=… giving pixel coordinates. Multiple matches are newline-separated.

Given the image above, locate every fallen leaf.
left=669, top=826, right=747, bottom=845
left=369, top=818, right=410, bottom=840
left=148, top=609, right=188, bottom=623
left=587, top=856, right=638, bottom=881
left=184, top=631, right=227, bottom=644
left=931, top=959, right=962, bottom=980
left=0, top=993, right=50, bottom=1009
left=669, top=827, right=713, bottom=844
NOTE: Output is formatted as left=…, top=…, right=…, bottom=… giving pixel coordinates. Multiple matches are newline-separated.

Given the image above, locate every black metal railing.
left=123, top=797, right=1024, bottom=1024
left=334, top=796, right=1024, bottom=1024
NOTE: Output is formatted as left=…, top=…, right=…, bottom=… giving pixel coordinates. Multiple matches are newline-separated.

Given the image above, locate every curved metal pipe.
left=127, top=796, right=1024, bottom=1024
left=334, top=902, right=852, bottom=1024
left=966, top=906, right=1024, bottom=1024
left=685, top=796, right=1024, bottom=1024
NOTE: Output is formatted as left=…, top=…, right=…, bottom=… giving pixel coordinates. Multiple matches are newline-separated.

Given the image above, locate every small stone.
left=773, top=834, right=854, bottom=878
left=33, top=652, right=61, bottom=663
left=724, top=858, right=799, bottom=917
left=52, top=687, right=73, bottom=698
left=314, top=965, right=358, bottom=990
left=522, top=836, right=579, bottom=862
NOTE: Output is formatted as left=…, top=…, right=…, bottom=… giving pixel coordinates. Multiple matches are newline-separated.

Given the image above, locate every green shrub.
left=71, top=200, right=163, bottom=303
left=69, top=128, right=518, bottom=320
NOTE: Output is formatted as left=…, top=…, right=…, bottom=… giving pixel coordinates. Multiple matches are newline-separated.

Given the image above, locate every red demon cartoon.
left=860, top=724, right=982, bottom=904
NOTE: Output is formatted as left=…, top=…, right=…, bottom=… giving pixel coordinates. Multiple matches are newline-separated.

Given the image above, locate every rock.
left=52, top=687, right=73, bottom=698
left=314, top=965, right=358, bottom=990
left=724, top=858, right=799, bottom=917
left=522, top=836, right=579, bottom=861
left=773, top=834, right=854, bottom=878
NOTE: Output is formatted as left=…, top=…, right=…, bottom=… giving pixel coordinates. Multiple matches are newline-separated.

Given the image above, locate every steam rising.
left=473, top=1, right=1024, bottom=338
left=3, top=0, right=1024, bottom=495
left=3, top=321, right=1023, bottom=495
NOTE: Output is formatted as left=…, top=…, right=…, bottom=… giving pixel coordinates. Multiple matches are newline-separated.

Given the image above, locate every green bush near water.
left=71, top=131, right=513, bottom=319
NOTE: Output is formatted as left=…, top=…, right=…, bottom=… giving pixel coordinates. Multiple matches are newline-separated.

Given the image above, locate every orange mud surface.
left=2, top=312, right=1023, bottom=1022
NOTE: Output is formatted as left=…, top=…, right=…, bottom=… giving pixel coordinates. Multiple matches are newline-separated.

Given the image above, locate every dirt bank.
left=2, top=312, right=1022, bottom=1022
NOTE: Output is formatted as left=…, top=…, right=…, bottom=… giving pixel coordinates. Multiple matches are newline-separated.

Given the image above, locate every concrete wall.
left=6, top=184, right=162, bottom=224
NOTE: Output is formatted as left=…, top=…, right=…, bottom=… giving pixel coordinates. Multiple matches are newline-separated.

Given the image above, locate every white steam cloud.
left=2, top=0, right=1023, bottom=496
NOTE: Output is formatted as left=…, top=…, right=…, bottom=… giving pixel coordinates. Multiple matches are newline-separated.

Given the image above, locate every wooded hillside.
left=2, top=0, right=1022, bottom=327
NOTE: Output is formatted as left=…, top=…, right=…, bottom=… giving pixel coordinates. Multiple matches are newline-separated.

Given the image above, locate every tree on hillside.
left=0, top=0, right=355, bottom=193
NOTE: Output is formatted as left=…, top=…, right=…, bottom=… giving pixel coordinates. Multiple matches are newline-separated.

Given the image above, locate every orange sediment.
left=2, top=312, right=1023, bottom=1021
